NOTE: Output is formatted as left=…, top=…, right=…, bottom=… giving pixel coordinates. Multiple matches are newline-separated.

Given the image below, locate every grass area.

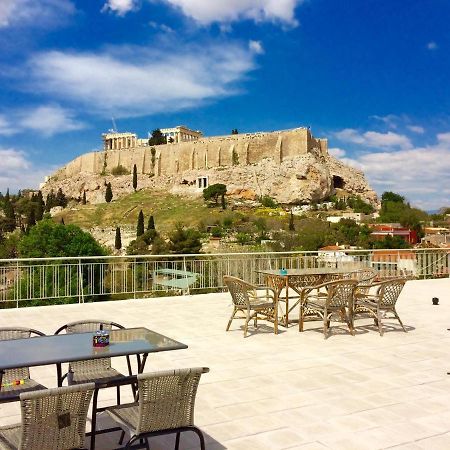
left=57, top=189, right=266, bottom=234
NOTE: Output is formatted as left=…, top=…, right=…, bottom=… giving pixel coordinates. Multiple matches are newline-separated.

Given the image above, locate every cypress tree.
left=115, top=227, right=122, bottom=250
left=105, top=183, right=113, bottom=203
left=132, top=164, right=138, bottom=192
left=147, top=215, right=155, bottom=231
left=137, top=210, right=144, bottom=237
left=289, top=210, right=295, bottom=231
left=56, top=188, right=68, bottom=208
left=36, top=191, right=44, bottom=221
left=82, top=190, right=87, bottom=205
left=27, top=208, right=36, bottom=228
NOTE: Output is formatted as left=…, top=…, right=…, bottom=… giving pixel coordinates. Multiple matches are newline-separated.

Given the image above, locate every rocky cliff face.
left=41, top=152, right=378, bottom=207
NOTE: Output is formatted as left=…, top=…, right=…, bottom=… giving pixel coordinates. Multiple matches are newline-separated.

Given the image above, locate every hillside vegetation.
left=55, top=189, right=285, bottom=233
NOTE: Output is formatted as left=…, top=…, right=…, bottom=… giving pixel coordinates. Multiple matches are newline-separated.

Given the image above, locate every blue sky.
left=0, top=0, right=449, bottom=209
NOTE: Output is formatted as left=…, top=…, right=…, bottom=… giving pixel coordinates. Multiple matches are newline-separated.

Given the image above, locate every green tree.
left=231, top=128, right=239, bottom=135
left=115, top=227, right=122, bottom=250
left=16, top=220, right=106, bottom=305
left=147, top=215, right=155, bottom=230
left=132, top=164, right=138, bottom=191
left=55, top=188, right=68, bottom=208
left=27, top=208, right=36, bottom=230
left=35, top=191, right=44, bottom=221
left=137, top=210, right=145, bottom=237
left=382, top=191, right=405, bottom=203
left=148, top=129, right=166, bottom=146
left=105, top=183, right=113, bottom=203
left=168, top=224, right=202, bottom=254
left=203, top=184, right=227, bottom=206
left=19, top=219, right=105, bottom=258
left=2, top=192, right=16, bottom=231
left=289, top=210, right=295, bottom=231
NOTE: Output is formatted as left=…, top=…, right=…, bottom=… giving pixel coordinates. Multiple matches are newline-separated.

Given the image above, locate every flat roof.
left=0, top=278, right=449, bottom=449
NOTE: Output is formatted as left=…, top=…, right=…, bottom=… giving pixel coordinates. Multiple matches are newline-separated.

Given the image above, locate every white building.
left=160, top=125, right=203, bottom=143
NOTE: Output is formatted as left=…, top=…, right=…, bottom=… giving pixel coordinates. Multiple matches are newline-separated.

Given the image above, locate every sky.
left=0, top=0, right=449, bottom=210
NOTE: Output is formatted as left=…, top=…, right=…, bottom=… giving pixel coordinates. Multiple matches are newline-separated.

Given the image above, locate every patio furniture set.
left=0, top=320, right=208, bottom=449
left=224, top=268, right=407, bottom=338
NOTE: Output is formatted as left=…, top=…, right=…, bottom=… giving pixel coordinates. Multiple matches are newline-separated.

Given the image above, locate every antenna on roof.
left=111, top=117, right=118, bottom=133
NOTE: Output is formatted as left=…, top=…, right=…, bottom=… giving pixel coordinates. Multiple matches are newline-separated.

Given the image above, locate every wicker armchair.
left=106, top=367, right=209, bottom=450
left=0, top=327, right=47, bottom=402
left=55, top=320, right=132, bottom=404
left=299, top=279, right=358, bottom=338
left=223, top=276, right=278, bottom=337
left=346, top=268, right=378, bottom=296
left=352, top=278, right=407, bottom=336
left=0, top=383, right=94, bottom=450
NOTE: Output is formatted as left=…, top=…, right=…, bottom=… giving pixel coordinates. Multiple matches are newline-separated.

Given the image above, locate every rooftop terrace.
left=0, top=278, right=449, bottom=449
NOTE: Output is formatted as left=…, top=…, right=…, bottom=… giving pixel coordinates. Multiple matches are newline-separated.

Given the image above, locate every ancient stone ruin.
left=42, top=127, right=378, bottom=206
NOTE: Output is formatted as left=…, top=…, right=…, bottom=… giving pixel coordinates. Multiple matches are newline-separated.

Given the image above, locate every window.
left=197, top=176, right=208, bottom=189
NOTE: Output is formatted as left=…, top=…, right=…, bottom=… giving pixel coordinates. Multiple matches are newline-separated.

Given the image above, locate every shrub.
left=111, top=165, right=130, bottom=176
left=260, top=196, right=277, bottom=208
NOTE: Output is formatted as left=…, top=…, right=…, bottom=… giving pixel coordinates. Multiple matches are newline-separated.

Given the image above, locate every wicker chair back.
left=327, top=280, right=358, bottom=309
left=18, top=383, right=94, bottom=450
left=0, top=328, right=44, bottom=384
left=378, top=278, right=406, bottom=307
left=223, top=276, right=251, bottom=307
left=136, top=367, right=209, bottom=435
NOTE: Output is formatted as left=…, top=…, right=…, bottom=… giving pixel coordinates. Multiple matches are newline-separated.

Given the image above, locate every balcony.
left=0, top=276, right=449, bottom=449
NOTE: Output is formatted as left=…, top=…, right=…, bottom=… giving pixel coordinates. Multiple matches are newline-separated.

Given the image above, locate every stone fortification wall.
left=55, top=128, right=327, bottom=179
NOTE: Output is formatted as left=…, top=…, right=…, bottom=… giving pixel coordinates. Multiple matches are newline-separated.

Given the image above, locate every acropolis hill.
left=42, top=127, right=378, bottom=206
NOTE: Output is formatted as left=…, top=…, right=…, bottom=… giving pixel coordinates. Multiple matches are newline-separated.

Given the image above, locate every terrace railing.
left=0, top=248, right=448, bottom=307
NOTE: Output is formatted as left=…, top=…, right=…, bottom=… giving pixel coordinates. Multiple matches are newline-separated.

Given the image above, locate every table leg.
left=90, top=387, right=100, bottom=450
left=56, top=363, right=62, bottom=387
left=285, top=277, right=289, bottom=326
left=138, top=353, right=148, bottom=373
left=0, top=369, right=4, bottom=392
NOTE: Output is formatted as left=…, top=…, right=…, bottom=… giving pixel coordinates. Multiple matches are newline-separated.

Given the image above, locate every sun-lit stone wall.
left=55, top=127, right=328, bottom=179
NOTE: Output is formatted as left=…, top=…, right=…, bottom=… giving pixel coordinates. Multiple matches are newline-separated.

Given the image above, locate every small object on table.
left=280, top=268, right=288, bottom=275
left=1, top=379, right=25, bottom=388
left=432, top=297, right=439, bottom=305
left=92, top=330, right=110, bottom=347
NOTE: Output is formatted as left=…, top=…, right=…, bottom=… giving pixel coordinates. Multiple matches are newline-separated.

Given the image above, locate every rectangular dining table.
left=0, top=327, right=188, bottom=448
left=257, top=268, right=352, bottom=326
left=0, top=327, right=187, bottom=393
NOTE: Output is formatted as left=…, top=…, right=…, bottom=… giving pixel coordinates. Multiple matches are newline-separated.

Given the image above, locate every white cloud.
left=0, top=148, right=52, bottom=193
left=0, top=115, right=17, bottom=136
left=249, top=40, right=264, bottom=54
left=0, top=0, right=74, bottom=28
left=159, top=0, right=303, bottom=26
left=18, top=105, right=86, bottom=136
left=27, top=42, right=257, bottom=118
left=335, top=128, right=412, bottom=149
left=0, top=106, right=85, bottom=137
left=330, top=134, right=450, bottom=210
left=329, top=147, right=346, bottom=158
left=370, top=114, right=399, bottom=129
left=407, top=125, right=425, bottom=134
left=427, top=41, right=438, bottom=50
left=102, top=0, right=137, bottom=16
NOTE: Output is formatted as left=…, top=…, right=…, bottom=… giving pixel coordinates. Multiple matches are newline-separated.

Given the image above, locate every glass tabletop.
left=257, top=268, right=352, bottom=276
left=0, top=327, right=187, bottom=371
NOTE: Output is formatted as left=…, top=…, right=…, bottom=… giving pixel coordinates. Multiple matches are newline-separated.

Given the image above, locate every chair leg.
left=393, top=309, right=406, bottom=332
left=175, top=432, right=181, bottom=450
left=116, top=385, right=121, bottom=405
left=226, top=307, right=237, bottom=331
left=299, top=304, right=304, bottom=332
left=191, top=427, right=206, bottom=450
left=119, top=430, right=126, bottom=445
left=323, top=316, right=328, bottom=339
left=345, top=309, right=354, bottom=336
left=244, top=311, right=251, bottom=337
left=377, top=309, right=383, bottom=336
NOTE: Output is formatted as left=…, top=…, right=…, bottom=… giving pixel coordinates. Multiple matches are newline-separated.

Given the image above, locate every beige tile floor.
left=0, top=278, right=449, bottom=449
